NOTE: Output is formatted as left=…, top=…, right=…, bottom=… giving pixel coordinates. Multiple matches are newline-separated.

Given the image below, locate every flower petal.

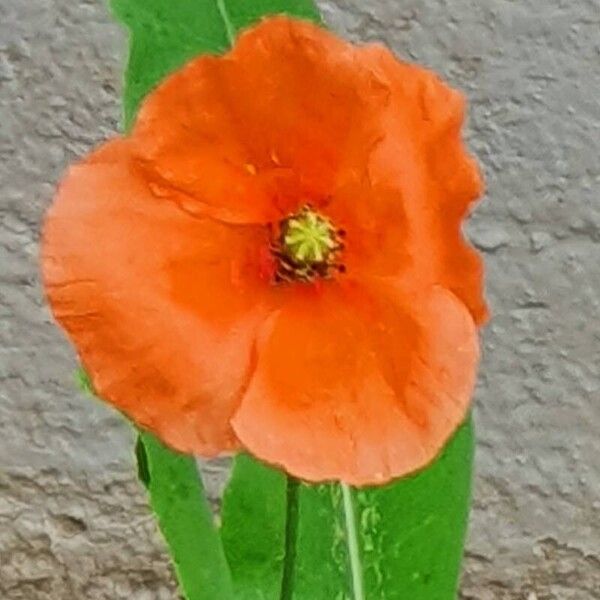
left=131, top=56, right=282, bottom=224
left=224, top=18, right=389, bottom=201
left=42, top=140, right=277, bottom=454
left=325, top=180, right=411, bottom=278
left=356, top=45, right=488, bottom=323
left=132, top=17, right=389, bottom=222
left=232, top=282, right=479, bottom=485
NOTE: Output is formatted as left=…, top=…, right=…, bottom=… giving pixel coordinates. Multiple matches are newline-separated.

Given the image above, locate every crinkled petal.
left=42, top=140, right=278, bottom=454
left=132, top=56, right=282, bottom=224
left=131, top=17, right=389, bottom=223
left=351, top=44, right=488, bottom=323
left=232, top=281, right=479, bottom=485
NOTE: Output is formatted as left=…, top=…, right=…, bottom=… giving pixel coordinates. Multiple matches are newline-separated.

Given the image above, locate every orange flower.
left=42, top=17, right=487, bottom=485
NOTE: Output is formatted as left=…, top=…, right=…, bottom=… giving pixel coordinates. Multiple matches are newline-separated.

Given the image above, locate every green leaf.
left=224, top=0, right=322, bottom=35
left=74, top=366, right=95, bottom=396
left=355, top=418, right=474, bottom=599
left=110, top=0, right=321, bottom=129
left=220, top=454, right=289, bottom=600
left=292, top=482, right=353, bottom=600
left=222, top=419, right=474, bottom=600
left=137, top=433, right=235, bottom=600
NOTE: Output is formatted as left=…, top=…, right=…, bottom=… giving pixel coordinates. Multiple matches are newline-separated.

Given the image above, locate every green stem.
left=280, top=476, right=300, bottom=600
left=341, top=482, right=365, bottom=600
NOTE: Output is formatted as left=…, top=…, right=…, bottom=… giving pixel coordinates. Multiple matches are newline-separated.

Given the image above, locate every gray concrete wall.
left=1, top=0, right=598, bottom=598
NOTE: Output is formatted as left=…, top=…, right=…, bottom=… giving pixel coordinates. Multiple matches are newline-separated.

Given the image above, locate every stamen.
left=272, top=205, right=345, bottom=283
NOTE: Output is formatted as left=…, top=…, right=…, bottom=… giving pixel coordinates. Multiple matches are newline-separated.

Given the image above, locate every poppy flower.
left=42, top=17, right=487, bottom=485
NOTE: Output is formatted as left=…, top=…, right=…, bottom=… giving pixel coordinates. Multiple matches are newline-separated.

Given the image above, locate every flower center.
left=272, top=205, right=345, bottom=283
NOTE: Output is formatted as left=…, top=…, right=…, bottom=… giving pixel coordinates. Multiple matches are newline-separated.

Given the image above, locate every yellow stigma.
left=272, top=205, right=345, bottom=283
left=282, top=206, right=338, bottom=265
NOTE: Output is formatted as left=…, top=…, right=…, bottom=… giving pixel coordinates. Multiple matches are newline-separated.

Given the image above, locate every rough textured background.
left=1, top=0, right=599, bottom=598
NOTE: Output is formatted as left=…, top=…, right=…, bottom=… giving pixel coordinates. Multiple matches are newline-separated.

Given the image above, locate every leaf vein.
left=216, top=0, right=236, bottom=46
left=341, top=483, right=366, bottom=600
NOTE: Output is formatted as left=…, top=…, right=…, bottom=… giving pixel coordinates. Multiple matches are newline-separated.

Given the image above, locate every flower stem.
left=341, top=482, right=365, bottom=600
left=280, top=476, right=300, bottom=600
